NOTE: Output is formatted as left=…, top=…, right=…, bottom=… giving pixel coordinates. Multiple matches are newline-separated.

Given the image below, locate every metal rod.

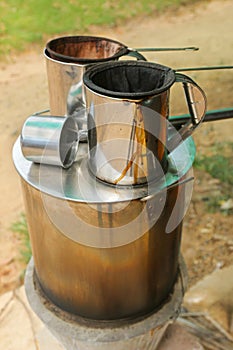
left=32, top=109, right=50, bottom=115
left=175, top=65, right=233, bottom=72
left=140, top=176, right=194, bottom=202
left=133, top=46, right=199, bottom=52
left=169, top=108, right=233, bottom=127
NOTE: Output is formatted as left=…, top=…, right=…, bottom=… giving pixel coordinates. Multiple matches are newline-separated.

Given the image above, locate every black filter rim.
left=83, top=61, right=176, bottom=100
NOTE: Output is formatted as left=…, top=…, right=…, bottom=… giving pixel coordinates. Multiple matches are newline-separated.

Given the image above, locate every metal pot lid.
left=13, top=136, right=195, bottom=203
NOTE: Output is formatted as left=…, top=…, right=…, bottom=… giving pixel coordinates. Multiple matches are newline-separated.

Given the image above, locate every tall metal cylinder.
left=13, top=136, right=195, bottom=320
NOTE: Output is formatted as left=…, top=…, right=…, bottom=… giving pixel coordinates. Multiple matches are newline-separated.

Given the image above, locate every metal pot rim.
left=13, top=136, right=195, bottom=203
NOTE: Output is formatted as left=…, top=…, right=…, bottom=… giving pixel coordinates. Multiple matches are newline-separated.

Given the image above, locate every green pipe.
left=169, top=108, right=233, bottom=126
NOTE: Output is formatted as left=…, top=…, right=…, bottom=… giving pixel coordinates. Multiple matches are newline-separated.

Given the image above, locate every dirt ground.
left=0, top=0, right=232, bottom=295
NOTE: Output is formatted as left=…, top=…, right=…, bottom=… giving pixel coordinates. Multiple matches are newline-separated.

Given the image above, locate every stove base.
left=25, top=258, right=187, bottom=350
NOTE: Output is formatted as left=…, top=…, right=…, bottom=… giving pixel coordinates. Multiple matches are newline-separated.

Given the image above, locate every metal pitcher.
left=45, top=36, right=146, bottom=141
left=83, top=61, right=207, bottom=185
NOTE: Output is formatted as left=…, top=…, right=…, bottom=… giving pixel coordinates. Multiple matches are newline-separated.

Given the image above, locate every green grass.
left=194, top=142, right=233, bottom=215
left=194, top=142, right=233, bottom=186
left=11, top=213, right=32, bottom=265
left=0, top=0, right=202, bottom=57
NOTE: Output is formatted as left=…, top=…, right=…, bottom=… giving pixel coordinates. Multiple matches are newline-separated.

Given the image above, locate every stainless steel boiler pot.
left=13, top=135, right=195, bottom=320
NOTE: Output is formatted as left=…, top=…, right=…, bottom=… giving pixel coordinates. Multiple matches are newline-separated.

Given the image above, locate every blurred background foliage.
left=0, top=0, right=203, bottom=56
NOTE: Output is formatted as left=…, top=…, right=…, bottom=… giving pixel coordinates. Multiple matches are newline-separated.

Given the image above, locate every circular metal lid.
left=13, top=137, right=195, bottom=203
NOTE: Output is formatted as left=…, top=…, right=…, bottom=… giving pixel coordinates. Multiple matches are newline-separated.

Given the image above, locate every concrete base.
left=0, top=286, right=203, bottom=350
left=25, top=258, right=187, bottom=350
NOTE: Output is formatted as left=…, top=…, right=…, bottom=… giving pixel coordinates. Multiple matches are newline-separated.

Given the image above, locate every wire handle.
left=134, top=46, right=199, bottom=52
left=167, top=73, right=207, bottom=152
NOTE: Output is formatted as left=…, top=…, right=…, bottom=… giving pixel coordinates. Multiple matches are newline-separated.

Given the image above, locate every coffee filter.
left=46, top=36, right=129, bottom=64
left=83, top=61, right=176, bottom=99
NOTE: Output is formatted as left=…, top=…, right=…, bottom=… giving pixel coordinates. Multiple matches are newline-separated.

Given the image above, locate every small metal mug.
left=45, top=36, right=146, bottom=141
left=83, top=61, right=207, bottom=185
left=20, top=115, right=79, bottom=168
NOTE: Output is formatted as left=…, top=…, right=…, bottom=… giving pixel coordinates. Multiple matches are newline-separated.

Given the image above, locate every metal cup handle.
left=167, top=72, right=207, bottom=152
left=125, top=48, right=147, bottom=61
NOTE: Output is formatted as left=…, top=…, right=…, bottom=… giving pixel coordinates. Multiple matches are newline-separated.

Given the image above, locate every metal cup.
left=20, top=115, right=79, bottom=168
left=44, top=36, right=146, bottom=141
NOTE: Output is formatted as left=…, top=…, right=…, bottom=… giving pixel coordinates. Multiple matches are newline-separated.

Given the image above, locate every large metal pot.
left=13, top=136, right=195, bottom=320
